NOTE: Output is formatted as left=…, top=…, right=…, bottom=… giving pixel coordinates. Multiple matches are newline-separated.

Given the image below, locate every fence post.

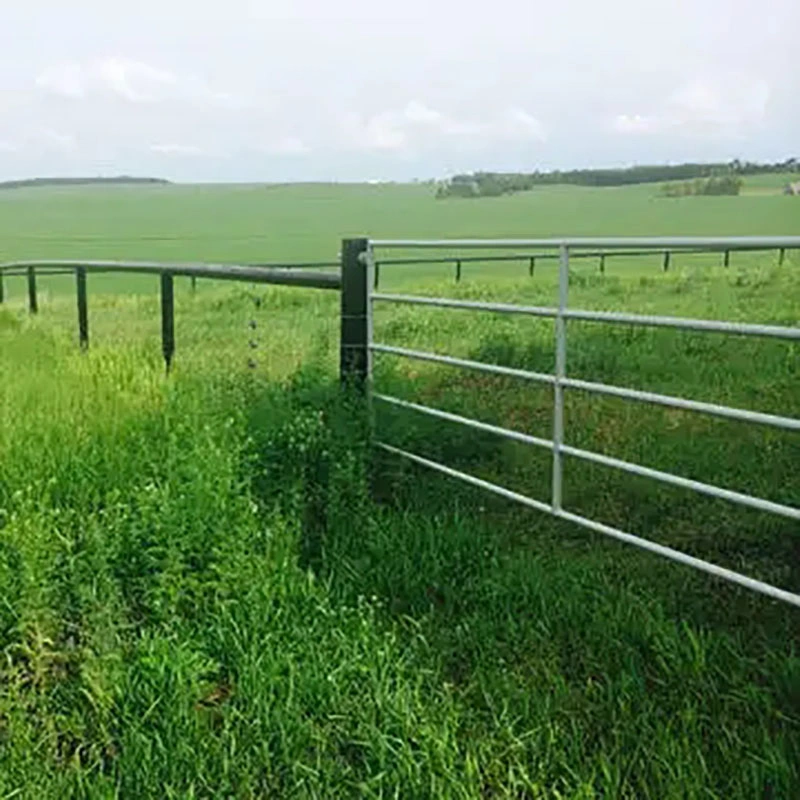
left=27, top=266, right=37, bottom=313
left=190, top=275, right=197, bottom=293
left=599, top=253, right=605, bottom=274
left=455, top=259, right=462, bottom=282
left=663, top=251, right=670, bottom=272
left=340, top=237, right=371, bottom=392
left=723, top=249, right=730, bottom=268
left=0, top=269, right=4, bottom=304
left=160, top=273, right=175, bottom=372
left=779, top=248, right=785, bottom=266
left=76, top=266, right=88, bottom=350
left=529, top=256, right=535, bottom=276
left=373, top=261, right=380, bottom=289
left=552, top=244, right=569, bottom=512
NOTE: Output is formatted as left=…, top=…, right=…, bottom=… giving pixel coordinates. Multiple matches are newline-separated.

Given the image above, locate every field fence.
left=2, top=235, right=800, bottom=608
left=358, top=236, right=800, bottom=608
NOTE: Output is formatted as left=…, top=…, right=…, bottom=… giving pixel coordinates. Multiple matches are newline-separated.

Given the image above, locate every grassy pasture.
left=0, top=179, right=799, bottom=797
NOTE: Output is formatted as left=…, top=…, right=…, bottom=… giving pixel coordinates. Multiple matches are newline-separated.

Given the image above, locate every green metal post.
left=0, top=269, right=4, bottom=304
left=27, top=266, right=37, bottom=313
left=599, top=254, right=605, bottom=274
left=76, top=266, right=88, bottom=349
left=663, top=251, right=670, bottom=272
left=779, top=248, right=785, bottom=266
left=529, top=256, right=535, bottom=276
left=340, top=238, right=370, bottom=391
left=455, top=260, right=462, bottom=282
left=723, top=250, right=730, bottom=268
left=191, top=275, right=197, bottom=293
left=373, top=261, right=380, bottom=289
left=160, top=273, right=175, bottom=372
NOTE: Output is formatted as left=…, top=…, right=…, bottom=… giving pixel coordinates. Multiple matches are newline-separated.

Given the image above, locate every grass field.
left=1, top=177, right=799, bottom=797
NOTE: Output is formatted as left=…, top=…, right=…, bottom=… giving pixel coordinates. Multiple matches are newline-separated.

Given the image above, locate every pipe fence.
left=356, top=236, right=800, bottom=608
left=3, top=235, right=799, bottom=609
left=371, top=243, right=792, bottom=287
left=0, top=259, right=340, bottom=370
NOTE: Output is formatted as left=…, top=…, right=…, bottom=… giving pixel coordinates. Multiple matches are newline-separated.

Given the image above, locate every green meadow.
left=1, top=176, right=799, bottom=797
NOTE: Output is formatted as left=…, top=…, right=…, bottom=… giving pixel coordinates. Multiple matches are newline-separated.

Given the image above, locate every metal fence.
left=3, top=237, right=800, bottom=606
left=357, top=236, right=800, bottom=608
left=372, top=243, right=793, bottom=287
left=0, top=259, right=340, bottom=370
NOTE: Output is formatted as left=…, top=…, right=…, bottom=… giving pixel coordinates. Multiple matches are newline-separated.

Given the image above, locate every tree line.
left=0, top=176, right=170, bottom=190
left=435, top=159, right=798, bottom=199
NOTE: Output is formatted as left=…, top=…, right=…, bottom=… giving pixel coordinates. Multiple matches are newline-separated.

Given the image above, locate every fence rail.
left=0, top=259, right=340, bottom=369
left=370, top=240, right=794, bottom=287
left=3, top=235, right=799, bottom=609
left=364, top=235, right=800, bottom=608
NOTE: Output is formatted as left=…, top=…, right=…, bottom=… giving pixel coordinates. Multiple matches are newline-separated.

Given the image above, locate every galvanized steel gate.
left=340, top=236, right=800, bottom=608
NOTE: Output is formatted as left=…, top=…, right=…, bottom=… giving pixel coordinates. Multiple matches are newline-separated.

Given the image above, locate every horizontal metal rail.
left=564, top=377, right=800, bottom=432
left=373, top=292, right=557, bottom=317
left=371, top=236, right=800, bottom=250
left=372, top=343, right=800, bottom=432
left=0, top=260, right=341, bottom=290
left=374, top=393, right=554, bottom=450
left=371, top=343, right=555, bottom=384
left=372, top=292, right=800, bottom=340
left=377, top=442, right=800, bottom=608
left=373, top=247, right=785, bottom=267
left=374, top=393, right=800, bottom=521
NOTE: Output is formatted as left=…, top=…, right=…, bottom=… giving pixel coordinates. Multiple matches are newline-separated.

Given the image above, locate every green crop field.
left=1, top=177, right=799, bottom=797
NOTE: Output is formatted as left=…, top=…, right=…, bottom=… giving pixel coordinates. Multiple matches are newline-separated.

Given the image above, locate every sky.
left=0, top=0, right=797, bottom=182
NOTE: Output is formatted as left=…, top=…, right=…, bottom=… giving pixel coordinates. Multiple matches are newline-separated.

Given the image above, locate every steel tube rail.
left=560, top=444, right=800, bottom=521
left=374, top=393, right=554, bottom=450
left=371, top=236, right=800, bottom=250
left=564, top=377, right=800, bottom=432
left=563, top=308, right=800, bottom=340
left=371, top=344, right=800, bottom=432
left=552, top=245, right=569, bottom=511
left=377, top=442, right=800, bottom=609
left=372, top=292, right=800, bottom=340
left=372, top=247, right=779, bottom=267
left=372, top=292, right=557, bottom=318
left=371, top=343, right=555, bottom=384
left=0, top=260, right=341, bottom=290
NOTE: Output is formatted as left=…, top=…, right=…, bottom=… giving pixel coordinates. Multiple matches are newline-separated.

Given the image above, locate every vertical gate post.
left=340, top=238, right=371, bottom=392
left=76, top=266, right=88, bottom=350
left=529, top=256, right=535, bottom=276
left=0, top=269, right=4, bottom=304
left=599, top=253, right=605, bottom=274
left=191, top=275, right=197, bottom=293
left=27, top=266, right=38, bottom=313
left=373, top=261, right=381, bottom=289
left=160, top=273, right=175, bottom=372
left=723, top=249, right=730, bottom=268
left=455, top=259, right=462, bottom=282
left=663, top=251, right=671, bottom=272
left=552, top=245, right=569, bottom=512
left=779, top=248, right=785, bottom=266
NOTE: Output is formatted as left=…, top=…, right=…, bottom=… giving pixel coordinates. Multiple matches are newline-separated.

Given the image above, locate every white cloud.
left=612, top=75, right=771, bottom=139
left=259, top=136, right=310, bottom=155
left=0, top=140, right=18, bottom=153
left=35, top=63, right=86, bottom=98
left=96, top=58, right=178, bottom=103
left=150, top=143, right=206, bottom=156
left=36, top=128, right=75, bottom=151
left=345, top=102, right=546, bottom=152
left=35, top=57, right=247, bottom=108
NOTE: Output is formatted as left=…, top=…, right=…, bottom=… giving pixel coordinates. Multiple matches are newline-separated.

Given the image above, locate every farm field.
left=1, top=178, right=799, bottom=797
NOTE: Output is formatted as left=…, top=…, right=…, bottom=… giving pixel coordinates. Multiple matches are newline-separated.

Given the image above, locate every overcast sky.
left=1, top=0, right=797, bottom=182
